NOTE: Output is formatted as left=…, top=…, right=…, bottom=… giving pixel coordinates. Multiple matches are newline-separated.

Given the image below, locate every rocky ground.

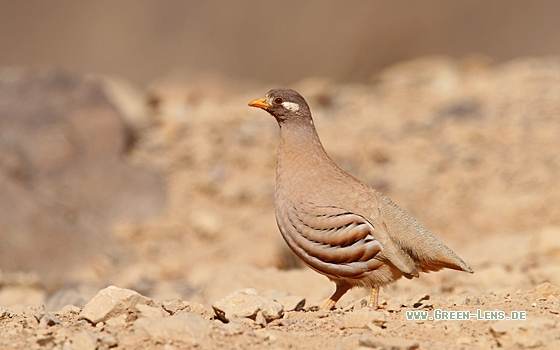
left=1, top=56, right=560, bottom=349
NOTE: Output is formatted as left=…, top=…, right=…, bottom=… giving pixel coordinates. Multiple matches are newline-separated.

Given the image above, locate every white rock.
left=79, top=286, right=155, bottom=324
left=255, top=310, right=267, bottom=327
left=161, top=299, right=187, bottom=315
left=60, top=305, right=81, bottom=315
left=212, top=288, right=284, bottom=323
left=105, top=314, right=127, bottom=328
left=135, top=303, right=168, bottom=318
left=525, top=282, right=560, bottom=300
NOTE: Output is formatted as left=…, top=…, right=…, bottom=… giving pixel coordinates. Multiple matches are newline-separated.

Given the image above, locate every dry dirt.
left=1, top=56, right=560, bottom=349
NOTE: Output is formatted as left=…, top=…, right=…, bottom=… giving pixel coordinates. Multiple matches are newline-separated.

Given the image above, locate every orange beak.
left=248, top=97, right=269, bottom=109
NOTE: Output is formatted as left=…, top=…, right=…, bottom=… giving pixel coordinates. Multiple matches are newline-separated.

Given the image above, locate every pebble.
left=350, top=298, right=368, bottom=311
left=79, top=286, right=156, bottom=325
left=255, top=311, right=267, bottom=327
left=40, top=312, right=61, bottom=327
left=212, top=288, right=284, bottom=323
left=410, top=293, right=430, bottom=306
left=135, top=304, right=168, bottom=318
left=525, top=282, right=560, bottom=300
left=105, top=314, right=127, bottom=328
left=160, top=299, right=187, bottom=315
left=60, top=305, right=81, bottom=315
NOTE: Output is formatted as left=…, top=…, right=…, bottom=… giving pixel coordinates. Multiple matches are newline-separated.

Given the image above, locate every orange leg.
left=320, top=283, right=351, bottom=310
left=368, top=285, right=380, bottom=310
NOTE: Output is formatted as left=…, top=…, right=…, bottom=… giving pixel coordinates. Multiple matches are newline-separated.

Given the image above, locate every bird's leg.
left=320, top=283, right=351, bottom=310
left=368, top=285, right=380, bottom=310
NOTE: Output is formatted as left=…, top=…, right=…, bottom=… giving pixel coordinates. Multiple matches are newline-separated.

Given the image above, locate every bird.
left=248, top=88, right=473, bottom=310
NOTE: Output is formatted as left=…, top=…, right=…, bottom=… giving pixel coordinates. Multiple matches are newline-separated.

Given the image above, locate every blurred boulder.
left=0, top=67, right=165, bottom=282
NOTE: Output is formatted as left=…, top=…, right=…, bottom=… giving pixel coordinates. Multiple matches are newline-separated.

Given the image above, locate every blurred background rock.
left=0, top=1, right=559, bottom=310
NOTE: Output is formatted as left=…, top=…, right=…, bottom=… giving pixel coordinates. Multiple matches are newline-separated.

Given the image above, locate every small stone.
left=22, top=307, right=39, bottom=326
left=456, top=337, right=472, bottom=346
left=31, top=305, right=46, bottom=322
left=359, top=336, right=420, bottom=349
left=526, top=282, right=560, bottom=300
left=161, top=299, right=187, bottom=315
left=352, top=298, right=368, bottom=311
left=410, top=293, right=430, bottom=307
left=341, top=308, right=387, bottom=329
left=80, top=286, right=156, bottom=324
left=255, top=311, right=267, bottom=327
left=189, top=302, right=204, bottom=314
left=41, top=312, right=61, bottom=326
left=60, top=305, right=81, bottom=315
left=212, top=288, right=283, bottom=323
left=105, top=314, right=127, bottom=328
left=135, top=304, right=168, bottom=318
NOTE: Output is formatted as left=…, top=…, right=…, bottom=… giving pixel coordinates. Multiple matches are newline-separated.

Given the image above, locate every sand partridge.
left=249, top=89, right=473, bottom=310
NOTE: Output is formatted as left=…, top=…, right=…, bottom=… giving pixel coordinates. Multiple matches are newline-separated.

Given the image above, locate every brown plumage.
left=249, top=89, right=473, bottom=310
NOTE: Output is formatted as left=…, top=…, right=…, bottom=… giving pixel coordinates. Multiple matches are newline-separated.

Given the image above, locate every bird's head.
left=248, top=89, right=312, bottom=124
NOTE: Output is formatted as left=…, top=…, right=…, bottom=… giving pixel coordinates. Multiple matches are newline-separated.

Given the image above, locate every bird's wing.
left=282, top=203, right=384, bottom=279
left=371, top=190, right=473, bottom=274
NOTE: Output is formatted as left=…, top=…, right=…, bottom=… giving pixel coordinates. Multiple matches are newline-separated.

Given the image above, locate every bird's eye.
left=274, top=97, right=283, bottom=104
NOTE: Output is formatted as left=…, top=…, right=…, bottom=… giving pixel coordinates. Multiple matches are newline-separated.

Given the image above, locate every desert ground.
left=1, top=56, right=560, bottom=349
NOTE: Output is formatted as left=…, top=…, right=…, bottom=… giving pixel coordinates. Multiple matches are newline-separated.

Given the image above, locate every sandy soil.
left=1, top=56, right=560, bottom=349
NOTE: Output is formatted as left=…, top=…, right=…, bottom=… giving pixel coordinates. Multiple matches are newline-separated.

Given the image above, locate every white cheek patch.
left=282, top=101, right=300, bottom=112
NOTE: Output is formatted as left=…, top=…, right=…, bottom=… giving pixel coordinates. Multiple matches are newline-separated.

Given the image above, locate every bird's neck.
left=276, top=122, right=336, bottom=181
